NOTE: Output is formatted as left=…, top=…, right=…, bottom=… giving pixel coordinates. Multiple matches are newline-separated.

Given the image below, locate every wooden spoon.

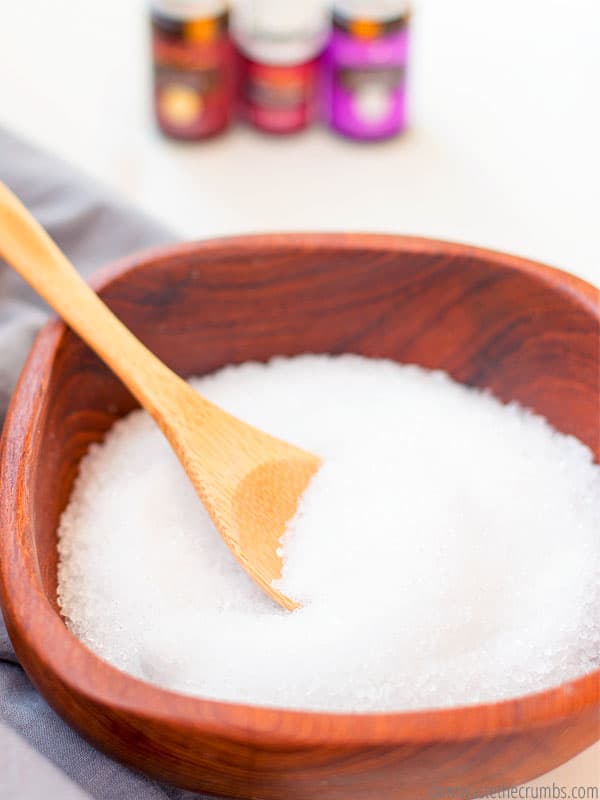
left=0, top=181, right=320, bottom=610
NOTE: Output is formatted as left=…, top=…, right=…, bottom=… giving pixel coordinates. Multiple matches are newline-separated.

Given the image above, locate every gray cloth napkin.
left=0, top=127, right=211, bottom=799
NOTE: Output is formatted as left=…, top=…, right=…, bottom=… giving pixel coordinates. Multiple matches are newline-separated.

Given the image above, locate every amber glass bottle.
left=151, top=0, right=235, bottom=140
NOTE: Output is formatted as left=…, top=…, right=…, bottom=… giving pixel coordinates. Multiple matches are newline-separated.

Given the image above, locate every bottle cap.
left=232, top=0, right=329, bottom=65
left=332, top=0, right=409, bottom=22
left=151, top=0, right=228, bottom=21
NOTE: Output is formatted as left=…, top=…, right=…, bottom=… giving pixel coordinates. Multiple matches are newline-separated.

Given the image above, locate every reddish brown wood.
left=1, top=234, right=599, bottom=800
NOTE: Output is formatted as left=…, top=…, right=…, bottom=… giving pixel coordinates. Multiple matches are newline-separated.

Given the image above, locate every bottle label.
left=240, top=56, right=319, bottom=134
left=324, top=25, right=409, bottom=139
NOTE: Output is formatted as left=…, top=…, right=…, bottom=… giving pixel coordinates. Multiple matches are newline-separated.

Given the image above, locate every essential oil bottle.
left=323, top=0, right=411, bottom=141
left=151, top=0, right=235, bottom=140
left=232, top=0, right=329, bottom=135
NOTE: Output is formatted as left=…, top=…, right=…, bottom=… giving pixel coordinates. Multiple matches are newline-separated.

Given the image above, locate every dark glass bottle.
left=151, top=0, right=235, bottom=140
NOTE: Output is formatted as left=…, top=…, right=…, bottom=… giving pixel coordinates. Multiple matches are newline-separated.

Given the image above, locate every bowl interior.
left=19, top=236, right=600, bottom=622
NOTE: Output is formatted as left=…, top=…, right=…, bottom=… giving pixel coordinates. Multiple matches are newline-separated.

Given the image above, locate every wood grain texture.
left=1, top=234, right=599, bottom=799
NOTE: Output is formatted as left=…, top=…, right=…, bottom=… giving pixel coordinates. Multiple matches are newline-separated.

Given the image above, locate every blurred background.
left=0, top=0, right=598, bottom=288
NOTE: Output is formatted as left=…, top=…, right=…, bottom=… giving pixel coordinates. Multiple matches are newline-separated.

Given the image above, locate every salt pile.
left=57, top=355, right=600, bottom=712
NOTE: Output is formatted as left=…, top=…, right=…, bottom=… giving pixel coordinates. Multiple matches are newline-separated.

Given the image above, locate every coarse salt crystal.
left=57, top=355, right=600, bottom=712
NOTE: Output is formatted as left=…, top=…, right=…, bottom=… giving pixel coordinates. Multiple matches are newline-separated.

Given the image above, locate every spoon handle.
left=0, top=180, right=191, bottom=420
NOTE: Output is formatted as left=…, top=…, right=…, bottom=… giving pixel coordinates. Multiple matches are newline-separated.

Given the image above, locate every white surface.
left=0, top=0, right=598, bottom=789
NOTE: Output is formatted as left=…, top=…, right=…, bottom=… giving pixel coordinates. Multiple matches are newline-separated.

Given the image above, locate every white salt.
left=57, top=355, right=600, bottom=712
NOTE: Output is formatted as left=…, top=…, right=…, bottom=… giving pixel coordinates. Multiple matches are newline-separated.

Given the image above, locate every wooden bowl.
left=1, top=235, right=598, bottom=800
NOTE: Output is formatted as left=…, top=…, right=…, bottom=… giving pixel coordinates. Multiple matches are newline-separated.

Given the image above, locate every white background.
left=0, top=0, right=598, bottom=793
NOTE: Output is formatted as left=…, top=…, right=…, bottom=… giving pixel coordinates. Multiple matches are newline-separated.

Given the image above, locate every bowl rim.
left=1, top=232, right=599, bottom=748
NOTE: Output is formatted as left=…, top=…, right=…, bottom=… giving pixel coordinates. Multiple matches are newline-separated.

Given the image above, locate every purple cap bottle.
left=323, top=0, right=410, bottom=141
